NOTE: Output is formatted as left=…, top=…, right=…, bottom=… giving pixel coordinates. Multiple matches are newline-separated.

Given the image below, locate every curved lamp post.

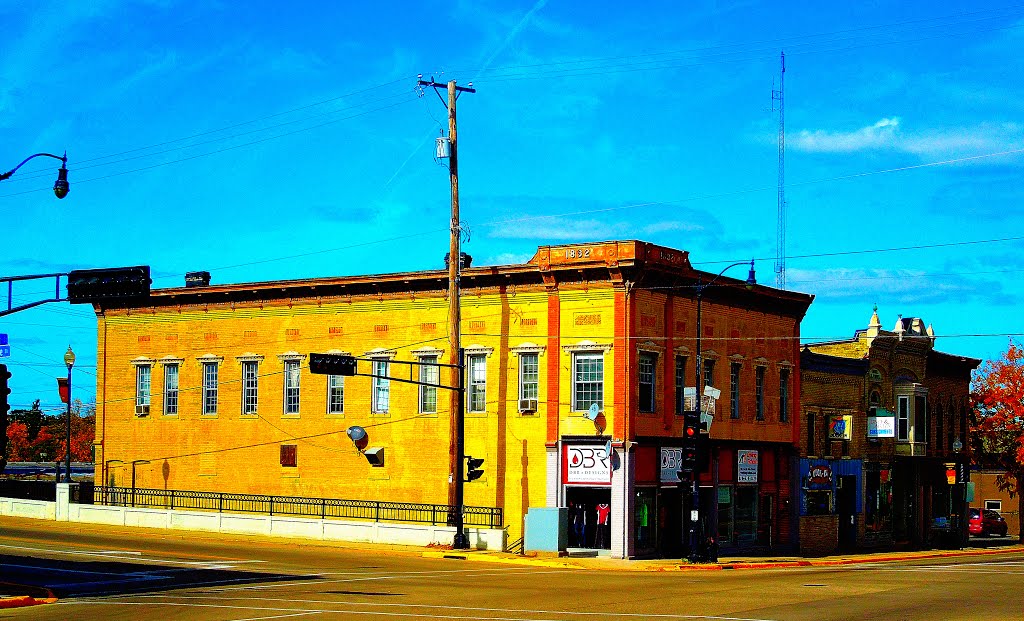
left=690, top=260, right=756, bottom=563
left=63, top=346, right=76, bottom=484
left=0, top=152, right=70, bottom=199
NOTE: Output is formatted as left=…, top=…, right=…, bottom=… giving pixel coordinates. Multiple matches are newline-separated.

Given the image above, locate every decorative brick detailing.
left=675, top=320, right=687, bottom=333
left=374, top=324, right=389, bottom=333
left=243, top=330, right=257, bottom=339
left=285, top=328, right=300, bottom=341
left=521, top=317, right=538, bottom=327
left=420, top=322, right=437, bottom=331
left=640, top=314, right=657, bottom=328
left=166, top=334, right=178, bottom=342
left=204, top=333, right=218, bottom=341
left=138, top=336, right=150, bottom=343
left=574, top=313, right=602, bottom=326
left=469, top=320, right=486, bottom=331
left=328, top=326, right=343, bottom=336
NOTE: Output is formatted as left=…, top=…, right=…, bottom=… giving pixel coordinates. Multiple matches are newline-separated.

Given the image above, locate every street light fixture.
left=690, top=260, right=755, bottom=563
left=63, top=346, right=75, bottom=484
left=0, top=152, right=70, bottom=199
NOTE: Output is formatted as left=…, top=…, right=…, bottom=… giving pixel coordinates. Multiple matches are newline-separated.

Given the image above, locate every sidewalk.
left=423, top=542, right=1024, bottom=571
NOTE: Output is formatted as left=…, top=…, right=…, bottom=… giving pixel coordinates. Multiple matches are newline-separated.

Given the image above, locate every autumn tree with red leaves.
left=971, top=341, right=1024, bottom=543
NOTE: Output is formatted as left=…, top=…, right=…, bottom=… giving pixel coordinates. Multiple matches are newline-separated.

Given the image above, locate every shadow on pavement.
left=0, top=552, right=316, bottom=599
left=965, top=536, right=1022, bottom=549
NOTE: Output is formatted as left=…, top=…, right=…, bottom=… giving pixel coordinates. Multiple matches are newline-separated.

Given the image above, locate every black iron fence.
left=92, top=486, right=503, bottom=529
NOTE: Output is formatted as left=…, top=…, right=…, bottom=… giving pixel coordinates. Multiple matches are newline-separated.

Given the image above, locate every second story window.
left=328, top=375, right=344, bottom=415
left=638, top=352, right=657, bottom=413
left=703, top=358, right=715, bottom=389
left=241, top=361, right=259, bottom=415
left=135, top=364, right=151, bottom=416
left=730, top=362, right=741, bottom=419
left=898, top=396, right=910, bottom=441
left=372, top=359, right=390, bottom=414
left=163, top=363, right=179, bottom=416
left=779, top=368, right=790, bottom=423
left=674, top=355, right=687, bottom=415
left=573, top=352, right=604, bottom=411
left=808, top=411, right=817, bottom=455
left=283, top=359, right=301, bottom=415
left=202, top=361, right=218, bottom=415
left=519, top=352, right=539, bottom=402
left=755, top=366, right=766, bottom=421
left=468, top=354, right=487, bottom=413
left=419, top=355, right=439, bottom=414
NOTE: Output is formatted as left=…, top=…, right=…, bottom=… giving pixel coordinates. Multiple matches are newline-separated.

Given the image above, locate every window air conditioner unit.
left=518, top=398, right=538, bottom=413
left=135, top=404, right=150, bottom=416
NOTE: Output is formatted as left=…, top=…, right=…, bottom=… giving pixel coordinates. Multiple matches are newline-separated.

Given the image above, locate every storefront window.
left=635, top=489, right=657, bottom=551
left=717, top=486, right=734, bottom=543
left=806, top=490, right=832, bottom=515
left=864, top=469, right=893, bottom=532
left=734, top=486, right=758, bottom=543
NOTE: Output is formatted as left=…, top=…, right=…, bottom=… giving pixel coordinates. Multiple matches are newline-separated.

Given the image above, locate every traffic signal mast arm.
left=309, top=353, right=463, bottom=391
left=1, top=272, right=69, bottom=318
left=1, top=266, right=152, bottom=318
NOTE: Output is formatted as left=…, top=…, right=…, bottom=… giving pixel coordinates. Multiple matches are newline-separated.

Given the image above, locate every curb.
left=423, top=545, right=1024, bottom=572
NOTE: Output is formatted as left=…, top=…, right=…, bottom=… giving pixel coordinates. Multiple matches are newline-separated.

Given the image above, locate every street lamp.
left=690, top=260, right=756, bottom=562
left=0, top=152, right=70, bottom=199
left=63, top=346, right=75, bottom=484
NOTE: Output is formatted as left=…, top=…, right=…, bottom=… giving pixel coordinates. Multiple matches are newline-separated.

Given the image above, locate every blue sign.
left=0, top=333, right=8, bottom=358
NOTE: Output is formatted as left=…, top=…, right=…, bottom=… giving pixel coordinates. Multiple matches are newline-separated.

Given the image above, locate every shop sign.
left=563, top=444, right=612, bottom=485
left=807, top=464, right=833, bottom=487
left=737, top=450, right=758, bottom=483
left=945, top=463, right=957, bottom=485
left=660, top=447, right=683, bottom=483
left=867, top=411, right=895, bottom=438
left=829, top=415, right=853, bottom=440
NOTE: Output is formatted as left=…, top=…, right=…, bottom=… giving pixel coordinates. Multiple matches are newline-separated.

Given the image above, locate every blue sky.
left=2, top=0, right=1023, bottom=415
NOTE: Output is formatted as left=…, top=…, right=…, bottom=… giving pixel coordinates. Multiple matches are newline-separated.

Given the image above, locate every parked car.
left=968, top=508, right=1008, bottom=537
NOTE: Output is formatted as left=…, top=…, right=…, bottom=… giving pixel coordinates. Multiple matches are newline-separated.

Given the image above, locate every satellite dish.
left=585, top=403, right=600, bottom=421
left=346, top=426, right=369, bottom=451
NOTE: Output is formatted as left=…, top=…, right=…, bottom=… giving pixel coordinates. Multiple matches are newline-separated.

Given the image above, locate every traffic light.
left=465, top=455, right=485, bottom=482
left=66, top=266, right=151, bottom=303
left=0, top=364, right=10, bottom=418
left=309, top=353, right=357, bottom=376
left=681, top=409, right=700, bottom=473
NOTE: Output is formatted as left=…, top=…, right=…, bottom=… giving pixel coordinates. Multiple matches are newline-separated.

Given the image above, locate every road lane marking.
left=0, top=542, right=263, bottom=568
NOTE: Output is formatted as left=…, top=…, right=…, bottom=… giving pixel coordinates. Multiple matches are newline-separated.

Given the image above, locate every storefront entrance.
left=565, top=487, right=611, bottom=550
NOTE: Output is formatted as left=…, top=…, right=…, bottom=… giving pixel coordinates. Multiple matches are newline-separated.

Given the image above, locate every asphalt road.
left=1, top=516, right=1021, bottom=621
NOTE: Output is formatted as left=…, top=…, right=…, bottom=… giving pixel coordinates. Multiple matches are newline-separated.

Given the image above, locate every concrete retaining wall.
left=3, top=484, right=505, bottom=550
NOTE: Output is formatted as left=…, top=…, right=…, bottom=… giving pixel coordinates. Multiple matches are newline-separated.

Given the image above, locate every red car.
left=969, top=508, right=1008, bottom=537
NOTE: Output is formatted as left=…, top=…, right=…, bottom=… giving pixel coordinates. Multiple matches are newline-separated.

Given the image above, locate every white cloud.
left=791, top=118, right=1024, bottom=157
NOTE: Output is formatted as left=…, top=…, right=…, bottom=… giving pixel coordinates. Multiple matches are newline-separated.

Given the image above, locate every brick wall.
left=799, top=514, right=839, bottom=556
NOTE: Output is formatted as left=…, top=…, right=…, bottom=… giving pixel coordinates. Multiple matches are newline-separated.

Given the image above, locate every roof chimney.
left=185, top=271, right=211, bottom=288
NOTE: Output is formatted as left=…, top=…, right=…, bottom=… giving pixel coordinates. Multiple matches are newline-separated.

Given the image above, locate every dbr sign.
left=0, top=334, right=8, bottom=358
left=563, top=444, right=612, bottom=485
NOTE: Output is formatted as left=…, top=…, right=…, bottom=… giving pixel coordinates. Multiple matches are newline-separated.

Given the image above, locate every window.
left=202, top=361, right=218, bottom=415
left=898, top=396, right=910, bottom=441
left=914, top=395, right=927, bottom=443
left=638, top=352, right=657, bottom=413
left=419, top=355, right=439, bottom=414
left=779, top=368, right=790, bottom=423
left=163, top=364, right=179, bottom=416
left=327, top=375, right=345, bottom=414
left=730, top=362, right=741, bottom=419
left=807, top=411, right=817, bottom=455
left=241, top=361, right=259, bottom=415
left=519, top=352, right=539, bottom=402
left=674, top=355, right=687, bottom=415
left=280, top=445, right=297, bottom=468
left=573, top=352, right=604, bottom=411
left=703, top=358, right=715, bottom=388
left=468, top=354, right=487, bottom=413
left=372, top=359, right=390, bottom=413
left=936, top=404, right=944, bottom=452
left=755, top=366, right=766, bottom=420
left=135, top=365, right=151, bottom=415
left=283, top=359, right=301, bottom=415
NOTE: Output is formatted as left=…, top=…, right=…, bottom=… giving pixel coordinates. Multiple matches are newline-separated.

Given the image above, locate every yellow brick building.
left=92, top=240, right=812, bottom=557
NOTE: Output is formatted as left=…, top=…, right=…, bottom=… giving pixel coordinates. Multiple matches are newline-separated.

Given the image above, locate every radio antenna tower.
left=771, top=51, right=786, bottom=289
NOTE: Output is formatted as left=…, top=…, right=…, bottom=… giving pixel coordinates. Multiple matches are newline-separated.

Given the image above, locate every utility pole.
left=417, top=76, right=475, bottom=548
left=771, top=51, right=786, bottom=290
